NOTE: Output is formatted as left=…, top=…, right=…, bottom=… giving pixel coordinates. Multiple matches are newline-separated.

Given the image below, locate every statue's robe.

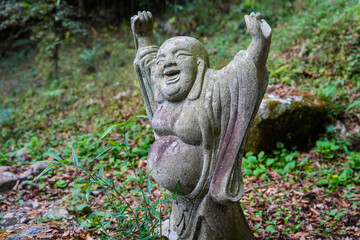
left=134, top=44, right=268, bottom=240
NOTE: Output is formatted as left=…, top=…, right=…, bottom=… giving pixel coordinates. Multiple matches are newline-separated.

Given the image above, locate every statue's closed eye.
left=176, top=52, right=192, bottom=58
left=156, top=59, right=164, bottom=65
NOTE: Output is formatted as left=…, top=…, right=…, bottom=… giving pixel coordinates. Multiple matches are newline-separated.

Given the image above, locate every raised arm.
left=131, top=11, right=159, bottom=117
left=244, top=12, right=272, bottom=71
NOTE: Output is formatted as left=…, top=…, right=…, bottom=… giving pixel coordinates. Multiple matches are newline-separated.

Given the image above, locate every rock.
left=333, top=120, right=347, bottom=138
left=15, top=148, right=28, bottom=160
left=0, top=172, right=19, bottom=192
left=6, top=234, right=29, bottom=240
left=5, top=224, right=52, bottom=240
left=0, top=166, right=9, bottom=173
left=0, top=202, right=71, bottom=240
left=29, top=162, right=48, bottom=175
left=245, top=93, right=328, bottom=153
left=114, top=90, right=131, bottom=100
left=91, top=190, right=102, bottom=196
left=0, top=201, right=44, bottom=231
left=0, top=162, right=48, bottom=193
left=42, top=205, right=69, bottom=220
left=0, top=201, right=42, bottom=228
left=0, top=210, right=31, bottom=229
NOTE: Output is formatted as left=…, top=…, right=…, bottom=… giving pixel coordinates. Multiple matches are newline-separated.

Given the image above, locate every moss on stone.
left=245, top=94, right=329, bottom=154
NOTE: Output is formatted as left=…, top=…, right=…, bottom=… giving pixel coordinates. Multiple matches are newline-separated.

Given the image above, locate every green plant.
left=265, top=220, right=277, bottom=234
left=25, top=136, right=46, bottom=162
left=312, top=138, right=341, bottom=159
left=0, top=151, right=10, bottom=166
left=0, top=106, right=12, bottom=126
left=34, top=115, right=177, bottom=239
left=242, top=143, right=301, bottom=180
left=347, top=152, right=360, bottom=170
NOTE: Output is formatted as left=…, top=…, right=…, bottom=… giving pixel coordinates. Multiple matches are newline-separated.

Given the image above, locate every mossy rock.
left=245, top=93, right=329, bottom=154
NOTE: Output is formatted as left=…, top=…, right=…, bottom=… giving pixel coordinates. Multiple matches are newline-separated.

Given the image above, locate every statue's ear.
left=188, top=58, right=206, bottom=101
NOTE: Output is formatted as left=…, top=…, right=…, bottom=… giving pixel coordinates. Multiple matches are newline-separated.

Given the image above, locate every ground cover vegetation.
left=0, top=0, right=359, bottom=239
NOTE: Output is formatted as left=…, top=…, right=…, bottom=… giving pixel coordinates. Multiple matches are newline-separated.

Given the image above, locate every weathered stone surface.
left=29, top=162, right=47, bottom=175
left=0, top=166, right=9, bottom=173
left=15, top=148, right=28, bottom=161
left=0, top=210, right=32, bottom=229
left=131, top=11, right=271, bottom=239
left=6, top=234, right=29, bottom=240
left=41, top=206, right=69, bottom=220
left=333, top=120, right=347, bottom=138
left=0, top=172, right=19, bottom=193
left=0, top=201, right=69, bottom=234
left=0, top=201, right=71, bottom=240
left=0, top=162, right=48, bottom=193
left=0, top=201, right=41, bottom=229
left=245, top=92, right=328, bottom=153
left=5, top=224, right=52, bottom=240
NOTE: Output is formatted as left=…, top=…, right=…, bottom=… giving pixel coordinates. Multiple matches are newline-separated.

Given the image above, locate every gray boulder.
left=41, top=205, right=69, bottom=220
left=0, top=162, right=48, bottom=193
left=0, top=201, right=69, bottom=233
left=29, top=162, right=48, bottom=175
left=15, top=148, right=29, bottom=161
left=6, top=234, right=29, bottom=240
left=0, top=210, right=31, bottom=229
left=0, top=172, right=19, bottom=193
left=245, top=92, right=328, bottom=153
left=0, top=201, right=41, bottom=230
left=5, top=224, right=53, bottom=240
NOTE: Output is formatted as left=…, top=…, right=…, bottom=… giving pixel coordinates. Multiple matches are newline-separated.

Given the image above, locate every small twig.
left=12, top=180, right=20, bottom=191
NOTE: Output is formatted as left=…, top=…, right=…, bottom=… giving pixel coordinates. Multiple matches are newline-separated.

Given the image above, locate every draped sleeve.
left=209, top=50, right=268, bottom=204
left=133, top=46, right=160, bottom=117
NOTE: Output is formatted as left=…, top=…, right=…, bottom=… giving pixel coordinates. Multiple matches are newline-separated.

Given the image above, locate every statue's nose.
left=164, top=59, right=176, bottom=68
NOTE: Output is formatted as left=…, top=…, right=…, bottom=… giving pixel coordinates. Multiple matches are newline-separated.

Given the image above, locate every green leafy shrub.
left=243, top=134, right=360, bottom=193
left=242, top=143, right=301, bottom=180
left=34, top=115, right=175, bottom=239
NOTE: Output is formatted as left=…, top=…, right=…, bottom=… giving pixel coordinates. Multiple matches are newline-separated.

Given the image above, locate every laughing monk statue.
left=131, top=11, right=271, bottom=240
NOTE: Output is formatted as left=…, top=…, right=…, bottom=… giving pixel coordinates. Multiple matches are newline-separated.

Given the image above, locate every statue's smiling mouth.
left=164, top=68, right=180, bottom=84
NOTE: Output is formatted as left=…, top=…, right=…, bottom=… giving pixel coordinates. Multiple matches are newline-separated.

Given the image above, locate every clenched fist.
left=131, top=11, right=154, bottom=37
left=245, top=12, right=272, bottom=40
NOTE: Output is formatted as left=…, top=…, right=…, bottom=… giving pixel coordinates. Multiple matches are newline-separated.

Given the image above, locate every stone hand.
left=244, top=12, right=271, bottom=40
left=131, top=11, right=154, bottom=37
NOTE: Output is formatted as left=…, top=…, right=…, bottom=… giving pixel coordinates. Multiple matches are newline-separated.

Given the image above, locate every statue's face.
left=154, top=38, right=199, bottom=102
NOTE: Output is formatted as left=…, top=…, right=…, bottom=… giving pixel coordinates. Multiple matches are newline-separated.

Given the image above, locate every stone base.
left=162, top=195, right=255, bottom=240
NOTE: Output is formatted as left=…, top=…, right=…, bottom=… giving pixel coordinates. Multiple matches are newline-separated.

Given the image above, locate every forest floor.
left=0, top=120, right=359, bottom=239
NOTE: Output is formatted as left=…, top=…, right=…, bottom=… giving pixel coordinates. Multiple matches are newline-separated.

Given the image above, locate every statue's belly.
left=148, top=136, right=203, bottom=195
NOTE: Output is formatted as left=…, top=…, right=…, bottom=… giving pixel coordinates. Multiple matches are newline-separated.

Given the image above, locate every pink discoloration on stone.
left=148, top=136, right=203, bottom=195
left=152, top=101, right=202, bottom=146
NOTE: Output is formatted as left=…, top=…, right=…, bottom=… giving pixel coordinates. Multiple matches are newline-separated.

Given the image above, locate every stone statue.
left=131, top=11, right=271, bottom=240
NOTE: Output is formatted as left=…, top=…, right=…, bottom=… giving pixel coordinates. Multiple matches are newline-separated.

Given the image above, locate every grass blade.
left=99, top=125, right=117, bottom=140
left=95, top=147, right=113, bottom=159
left=45, top=153, right=62, bottom=162
left=33, top=163, right=58, bottom=181
left=72, top=147, right=79, bottom=166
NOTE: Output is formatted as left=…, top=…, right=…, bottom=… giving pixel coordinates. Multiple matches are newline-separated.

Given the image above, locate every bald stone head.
left=153, top=36, right=209, bottom=102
